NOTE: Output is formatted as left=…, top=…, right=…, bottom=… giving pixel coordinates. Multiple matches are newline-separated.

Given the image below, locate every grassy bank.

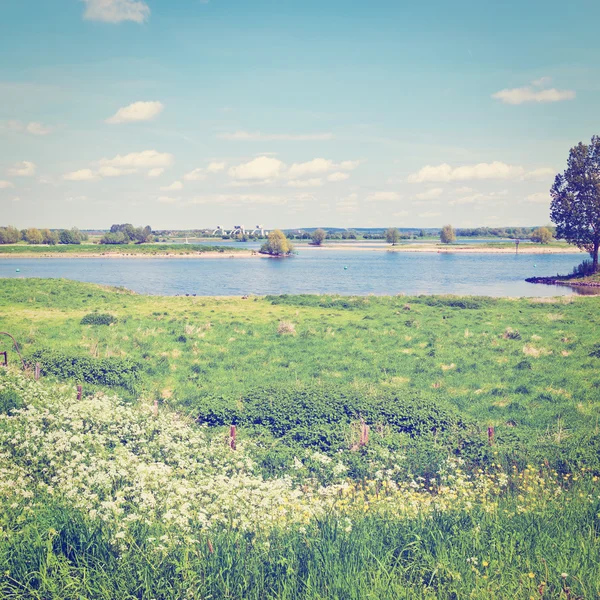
left=0, top=243, right=247, bottom=256
left=0, top=279, right=599, bottom=597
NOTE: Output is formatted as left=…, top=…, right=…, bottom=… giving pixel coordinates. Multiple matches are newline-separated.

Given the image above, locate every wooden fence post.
left=488, top=426, right=495, bottom=445
left=77, top=385, right=82, bottom=401
left=153, top=399, right=159, bottom=417
left=229, top=425, right=237, bottom=450
left=34, top=363, right=40, bottom=380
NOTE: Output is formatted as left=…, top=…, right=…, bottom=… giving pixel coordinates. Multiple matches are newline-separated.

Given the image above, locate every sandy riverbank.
left=301, top=243, right=583, bottom=254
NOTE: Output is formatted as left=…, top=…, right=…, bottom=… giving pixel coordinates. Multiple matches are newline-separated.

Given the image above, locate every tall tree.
left=531, top=226, right=553, bottom=244
left=311, top=228, right=327, bottom=246
left=440, top=224, right=456, bottom=244
left=385, top=227, right=401, bottom=245
left=260, top=229, right=293, bottom=256
left=24, top=228, right=43, bottom=244
left=550, top=135, right=600, bottom=271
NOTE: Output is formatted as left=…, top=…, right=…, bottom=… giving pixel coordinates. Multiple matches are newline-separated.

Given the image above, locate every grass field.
left=0, top=243, right=245, bottom=256
left=0, top=279, right=599, bottom=598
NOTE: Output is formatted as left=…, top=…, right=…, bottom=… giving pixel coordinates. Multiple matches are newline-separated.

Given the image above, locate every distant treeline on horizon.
left=0, top=224, right=552, bottom=244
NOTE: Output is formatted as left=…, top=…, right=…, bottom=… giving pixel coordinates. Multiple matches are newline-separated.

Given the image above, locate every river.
left=0, top=250, right=591, bottom=297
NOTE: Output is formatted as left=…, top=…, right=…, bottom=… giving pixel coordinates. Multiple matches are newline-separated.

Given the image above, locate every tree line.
left=0, top=224, right=152, bottom=245
left=100, top=224, right=153, bottom=245
left=0, top=226, right=88, bottom=245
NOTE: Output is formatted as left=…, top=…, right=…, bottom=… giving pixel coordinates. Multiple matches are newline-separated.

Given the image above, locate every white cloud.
left=106, top=101, right=164, bottom=124
left=393, top=210, right=409, bottom=218
left=415, top=187, right=443, bottom=200
left=1, top=121, right=54, bottom=135
left=63, top=169, right=99, bottom=182
left=217, top=131, right=333, bottom=141
left=287, top=178, right=324, bottom=188
left=524, top=167, right=556, bottom=181
left=188, top=194, right=287, bottom=206
left=99, top=150, right=173, bottom=170
left=339, top=160, right=360, bottom=171
left=98, top=165, right=136, bottom=177
left=8, top=161, right=36, bottom=176
left=407, top=161, right=526, bottom=183
left=287, top=158, right=334, bottom=179
left=0, top=180, right=14, bottom=189
left=183, top=169, right=207, bottom=181
left=419, top=211, right=441, bottom=218
left=526, top=192, right=550, bottom=204
left=26, top=122, right=53, bottom=135
left=160, top=181, right=183, bottom=191
left=448, top=190, right=509, bottom=206
left=327, top=172, right=350, bottom=182
left=157, top=195, right=180, bottom=204
left=492, top=77, right=575, bottom=105
left=228, top=156, right=285, bottom=180
left=183, top=162, right=226, bottom=181
left=147, top=168, right=165, bottom=178
left=532, top=76, right=552, bottom=87
left=207, top=161, right=226, bottom=173
left=366, top=191, right=401, bottom=202
left=82, top=0, right=150, bottom=23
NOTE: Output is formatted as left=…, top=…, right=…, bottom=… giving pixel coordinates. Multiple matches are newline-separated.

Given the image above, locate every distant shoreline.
left=0, top=244, right=583, bottom=259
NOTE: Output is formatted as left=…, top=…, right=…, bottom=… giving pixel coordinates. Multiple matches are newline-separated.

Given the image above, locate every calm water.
left=0, top=251, right=590, bottom=297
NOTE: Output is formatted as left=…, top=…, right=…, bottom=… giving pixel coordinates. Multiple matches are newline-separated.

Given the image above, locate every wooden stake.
left=77, top=385, right=82, bottom=401
left=34, top=363, right=40, bottom=381
left=487, top=426, right=495, bottom=445
left=359, top=422, right=369, bottom=447
left=153, top=399, right=159, bottom=417
left=229, top=425, right=236, bottom=450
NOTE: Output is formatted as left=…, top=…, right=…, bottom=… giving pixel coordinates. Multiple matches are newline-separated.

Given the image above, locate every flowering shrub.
left=0, top=368, right=598, bottom=598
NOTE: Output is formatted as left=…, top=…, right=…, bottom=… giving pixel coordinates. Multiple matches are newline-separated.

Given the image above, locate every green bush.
left=28, top=349, right=142, bottom=392
left=0, top=389, right=24, bottom=414
left=194, top=385, right=470, bottom=446
left=80, top=313, right=118, bottom=326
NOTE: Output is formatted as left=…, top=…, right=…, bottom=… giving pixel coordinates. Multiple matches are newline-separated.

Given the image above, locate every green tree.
left=24, top=228, right=43, bottom=245
left=550, top=135, right=600, bottom=271
left=0, top=226, right=21, bottom=244
left=40, top=229, right=59, bottom=245
left=385, top=227, right=401, bottom=245
left=311, top=228, right=327, bottom=246
left=59, top=228, right=82, bottom=245
left=531, top=226, right=553, bottom=244
left=100, top=231, right=129, bottom=245
left=440, top=224, right=456, bottom=244
left=260, top=229, right=294, bottom=256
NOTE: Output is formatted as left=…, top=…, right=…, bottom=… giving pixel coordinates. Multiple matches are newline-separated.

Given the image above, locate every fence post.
left=487, top=426, right=495, bottom=445
left=0, top=352, right=6, bottom=366
left=229, top=425, right=236, bottom=450
left=153, top=399, right=159, bottom=417
left=34, top=363, right=40, bottom=380
left=77, top=385, right=82, bottom=401
left=359, top=422, right=369, bottom=447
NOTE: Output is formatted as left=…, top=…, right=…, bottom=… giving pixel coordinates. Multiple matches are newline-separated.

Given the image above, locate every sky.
left=1, top=0, right=600, bottom=230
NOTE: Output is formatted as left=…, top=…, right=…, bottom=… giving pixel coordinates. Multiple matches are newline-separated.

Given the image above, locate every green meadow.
left=0, top=243, right=243, bottom=256
left=0, top=279, right=599, bottom=598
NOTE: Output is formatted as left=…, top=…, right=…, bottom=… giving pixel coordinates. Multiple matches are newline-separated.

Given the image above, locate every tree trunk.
left=593, top=242, right=599, bottom=273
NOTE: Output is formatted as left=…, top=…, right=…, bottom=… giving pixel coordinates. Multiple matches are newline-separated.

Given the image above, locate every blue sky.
left=1, top=0, right=599, bottom=229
